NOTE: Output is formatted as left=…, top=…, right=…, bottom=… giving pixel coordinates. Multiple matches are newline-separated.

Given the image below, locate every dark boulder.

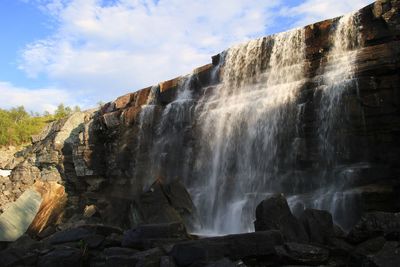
left=254, top=194, right=309, bottom=243
left=122, top=222, right=189, bottom=249
left=300, top=209, right=334, bottom=244
left=274, top=242, right=330, bottom=266
left=135, top=180, right=198, bottom=230
left=347, top=212, right=400, bottom=244
left=170, top=230, right=283, bottom=266
left=46, top=227, right=93, bottom=245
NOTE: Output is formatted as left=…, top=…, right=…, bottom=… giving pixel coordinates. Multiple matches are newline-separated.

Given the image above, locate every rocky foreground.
left=1, top=194, right=399, bottom=267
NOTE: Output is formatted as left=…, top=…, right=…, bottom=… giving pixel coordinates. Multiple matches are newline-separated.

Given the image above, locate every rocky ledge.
left=1, top=195, right=400, bottom=267
left=0, top=0, right=399, bottom=266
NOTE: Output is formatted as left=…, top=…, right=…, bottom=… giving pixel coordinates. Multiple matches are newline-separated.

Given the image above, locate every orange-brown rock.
left=159, top=77, right=180, bottom=93
left=123, top=106, right=142, bottom=125
left=28, top=181, right=67, bottom=235
left=114, top=93, right=134, bottom=110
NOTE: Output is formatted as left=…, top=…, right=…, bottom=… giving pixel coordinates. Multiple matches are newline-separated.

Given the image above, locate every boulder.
left=0, top=189, right=42, bottom=242
left=135, top=180, right=198, bottom=230
left=46, top=227, right=93, bottom=245
left=300, top=208, right=334, bottom=244
left=28, top=181, right=68, bottom=236
left=254, top=194, right=309, bottom=243
left=122, top=222, right=188, bottom=249
left=347, top=212, right=400, bottom=244
left=170, top=230, right=283, bottom=266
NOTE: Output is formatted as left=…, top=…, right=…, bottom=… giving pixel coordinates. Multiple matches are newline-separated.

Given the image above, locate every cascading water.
left=318, top=12, right=361, bottom=167
left=288, top=12, right=363, bottom=231
left=191, top=29, right=307, bottom=234
left=133, top=12, right=365, bottom=234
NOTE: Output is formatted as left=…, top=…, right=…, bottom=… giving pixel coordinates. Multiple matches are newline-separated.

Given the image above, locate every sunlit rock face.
left=4, top=0, right=399, bottom=236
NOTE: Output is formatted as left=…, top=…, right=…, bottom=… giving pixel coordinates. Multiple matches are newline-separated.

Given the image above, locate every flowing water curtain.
left=305, top=12, right=363, bottom=231
left=318, top=12, right=362, bottom=168
left=192, top=28, right=307, bottom=234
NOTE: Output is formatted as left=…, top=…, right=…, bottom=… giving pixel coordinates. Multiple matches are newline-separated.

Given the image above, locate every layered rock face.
left=1, top=0, right=399, bottom=238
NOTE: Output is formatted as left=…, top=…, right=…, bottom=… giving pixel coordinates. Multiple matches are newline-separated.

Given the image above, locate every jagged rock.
left=254, top=194, right=309, bottom=243
left=170, top=230, right=283, bottom=266
left=300, top=209, right=334, bottom=244
left=28, top=181, right=68, bottom=236
left=274, top=242, right=330, bottom=265
left=347, top=212, right=400, bottom=243
left=135, top=180, right=197, bottom=228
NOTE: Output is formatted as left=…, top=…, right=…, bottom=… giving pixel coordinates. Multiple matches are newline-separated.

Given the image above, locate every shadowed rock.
left=254, top=194, right=309, bottom=243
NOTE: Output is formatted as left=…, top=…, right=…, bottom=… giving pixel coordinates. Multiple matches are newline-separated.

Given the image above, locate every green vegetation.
left=0, top=104, right=80, bottom=147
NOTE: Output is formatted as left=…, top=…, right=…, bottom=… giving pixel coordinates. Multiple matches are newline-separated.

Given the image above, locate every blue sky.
left=0, top=0, right=373, bottom=113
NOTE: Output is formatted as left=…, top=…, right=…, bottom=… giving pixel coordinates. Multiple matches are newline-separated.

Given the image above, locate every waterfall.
left=132, top=12, right=364, bottom=234
left=289, top=12, right=363, bottom=231
left=191, top=29, right=307, bottom=234
left=318, top=12, right=361, bottom=167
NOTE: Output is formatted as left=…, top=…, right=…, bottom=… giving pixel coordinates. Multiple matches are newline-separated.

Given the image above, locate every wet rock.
left=275, top=242, right=330, bottom=265
left=347, top=212, right=400, bottom=244
left=300, top=208, right=334, bottom=244
left=170, top=230, right=283, bottom=266
left=254, top=194, right=309, bottom=243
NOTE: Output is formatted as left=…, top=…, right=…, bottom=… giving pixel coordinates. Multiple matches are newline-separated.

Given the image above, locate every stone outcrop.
left=0, top=1, right=399, bottom=258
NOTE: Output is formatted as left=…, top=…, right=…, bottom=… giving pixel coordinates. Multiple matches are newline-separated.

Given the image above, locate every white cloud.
left=19, top=0, right=281, bottom=103
left=0, top=81, right=76, bottom=113
left=280, top=0, right=373, bottom=27
left=17, top=0, right=374, bottom=107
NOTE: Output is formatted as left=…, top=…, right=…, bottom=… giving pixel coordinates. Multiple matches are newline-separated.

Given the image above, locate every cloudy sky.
left=0, top=0, right=373, bottom=113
